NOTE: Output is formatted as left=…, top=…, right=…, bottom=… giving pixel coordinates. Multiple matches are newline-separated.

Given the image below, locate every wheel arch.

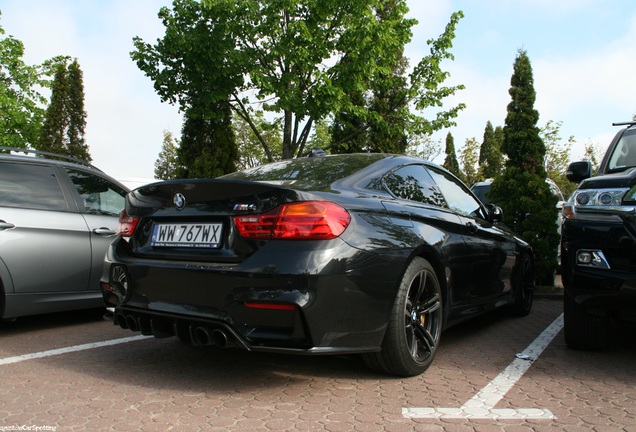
left=410, top=244, right=449, bottom=323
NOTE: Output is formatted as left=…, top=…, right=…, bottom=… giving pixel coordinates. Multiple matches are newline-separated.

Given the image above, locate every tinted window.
left=471, top=184, right=491, bottom=205
left=66, top=169, right=127, bottom=217
left=608, top=128, right=636, bottom=171
left=0, top=161, right=67, bottom=211
left=426, top=166, right=485, bottom=218
left=384, top=165, right=447, bottom=207
left=221, top=154, right=385, bottom=191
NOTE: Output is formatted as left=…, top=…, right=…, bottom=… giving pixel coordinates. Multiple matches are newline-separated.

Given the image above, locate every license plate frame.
left=151, top=222, right=223, bottom=248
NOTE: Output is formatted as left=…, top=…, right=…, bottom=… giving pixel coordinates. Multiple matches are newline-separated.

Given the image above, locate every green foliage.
left=134, top=1, right=465, bottom=163
left=406, top=134, right=442, bottom=162
left=490, top=50, right=559, bottom=285
left=233, top=111, right=282, bottom=170
left=154, top=130, right=180, bottom=180
left=542, top=119, right=575, bottom=198
left=442, top=132, right=462, bottom=179
left=37, top=59, right=90, bottom=162
left=177, top=101, right=237, bottom=178
left=459, top=137, right=480, bottom=186
left=478, top=121, right=503, bottom=180
left=132, top=0, right=239, bottom=177
left=0, top=15, right=48, bottom=148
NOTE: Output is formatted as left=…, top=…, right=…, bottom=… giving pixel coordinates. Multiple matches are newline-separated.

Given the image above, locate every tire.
left=564, top=292, right=608, bottom=350
left=509, top=253, right=534, bottom=317
left=363, top=257, right=443, bottom=377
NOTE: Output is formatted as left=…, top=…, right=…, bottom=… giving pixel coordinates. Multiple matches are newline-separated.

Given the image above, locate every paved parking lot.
left=1, top=297, right=635, bottom=432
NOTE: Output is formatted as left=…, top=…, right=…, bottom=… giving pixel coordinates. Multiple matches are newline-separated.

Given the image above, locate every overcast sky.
left=2, top=0, right=635, bottom=181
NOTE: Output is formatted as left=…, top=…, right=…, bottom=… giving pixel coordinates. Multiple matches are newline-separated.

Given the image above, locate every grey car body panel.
left=0, top=151, right=128, bottom=319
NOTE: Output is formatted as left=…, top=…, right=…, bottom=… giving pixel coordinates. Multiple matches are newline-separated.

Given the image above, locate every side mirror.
left=487, top=204, right=503, bottom=222
left=566, top=161, right=593, bottom=183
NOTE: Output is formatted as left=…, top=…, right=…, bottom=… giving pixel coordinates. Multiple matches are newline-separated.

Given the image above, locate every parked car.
left=0, top=147, right=129, bottom=320
left=562, top=121, right=636, bottom=349
left=101, top=153, right=534, bottom=376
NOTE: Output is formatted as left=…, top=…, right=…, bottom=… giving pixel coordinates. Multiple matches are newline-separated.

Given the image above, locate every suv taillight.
left=117, top=209, right=140, bottom=237
left=234, top=201, right=350, bottom=240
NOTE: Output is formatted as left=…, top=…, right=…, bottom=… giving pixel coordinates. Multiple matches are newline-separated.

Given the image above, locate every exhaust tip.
left=212, top=329, right=229, bottom=348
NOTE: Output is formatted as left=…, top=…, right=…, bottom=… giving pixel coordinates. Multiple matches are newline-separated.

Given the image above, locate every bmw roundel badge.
left=173, top=193, right=186, bottom=210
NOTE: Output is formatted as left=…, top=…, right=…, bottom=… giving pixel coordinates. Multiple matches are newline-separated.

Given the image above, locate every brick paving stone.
left=2, top=300, right=636, bottom=431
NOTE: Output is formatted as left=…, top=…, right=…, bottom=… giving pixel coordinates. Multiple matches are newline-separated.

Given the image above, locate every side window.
left=0, top=161, right=67, bottom=211
left=66, top=169, right=127, bottom=217
left=383, top=165, right=447, bottom=207
left=426, top=166, right=486, bottom=219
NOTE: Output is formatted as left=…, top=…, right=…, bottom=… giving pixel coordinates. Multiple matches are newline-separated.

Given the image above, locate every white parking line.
left=0, top=335, right=151, bottom=366
left=403, top=313, right=564, bottom=420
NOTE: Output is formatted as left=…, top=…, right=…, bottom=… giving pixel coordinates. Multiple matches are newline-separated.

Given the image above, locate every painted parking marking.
left=0, top=335, right=151, bottom=366
left=403, top=313, right=564, bottom=420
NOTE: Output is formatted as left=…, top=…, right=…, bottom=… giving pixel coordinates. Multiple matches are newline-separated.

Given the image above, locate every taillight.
left=234, top=201, right=350, bottom=240
left=117, top=209, right=140, bottom=237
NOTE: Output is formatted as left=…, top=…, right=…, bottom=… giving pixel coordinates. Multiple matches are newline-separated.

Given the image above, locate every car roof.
left=0, top=146, right=102, bottom=172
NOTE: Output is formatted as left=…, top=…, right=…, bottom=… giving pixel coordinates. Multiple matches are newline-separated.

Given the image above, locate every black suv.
left=0, top=147, right=129, bottom=320
left=562, top=121, right=636, bottom=349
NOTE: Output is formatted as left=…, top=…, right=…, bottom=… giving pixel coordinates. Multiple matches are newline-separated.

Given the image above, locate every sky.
left=1, top=0, right=635, bottom=181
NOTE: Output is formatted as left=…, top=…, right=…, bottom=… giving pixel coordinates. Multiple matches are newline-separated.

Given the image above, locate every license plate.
left=151, top=223, right=222, bottom=248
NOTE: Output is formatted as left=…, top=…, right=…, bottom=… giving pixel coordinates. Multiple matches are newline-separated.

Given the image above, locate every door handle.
left=93, top=227, right=117, bottom=236
left=465, top=221, right=478, bottom=234
left=0, top=220, right=16, bottom=230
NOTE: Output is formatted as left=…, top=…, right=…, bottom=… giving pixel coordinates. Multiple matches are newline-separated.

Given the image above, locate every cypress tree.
left=442, top=132, right=463, bottom=179
left=489, top=50, right=559, bottom=285
left=478, top=121, right=502, bottom=179
left=37, top=63, right=68, bottom=155
left=177, top=100, right=237, bottom=178
left=66, top=59, right=90, bottom=162
left=37, top=59, right=90, bottom=162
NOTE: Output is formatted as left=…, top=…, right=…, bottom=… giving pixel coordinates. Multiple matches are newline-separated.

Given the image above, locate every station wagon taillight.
left=234, top=201, right=350, bottom=240
left=117, top=209, right=140, bottom=237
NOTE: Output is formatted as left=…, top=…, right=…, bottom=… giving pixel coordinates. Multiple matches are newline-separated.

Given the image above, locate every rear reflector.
left=244, top=302, right=297, bottom=311
left=234, top=201, right=350, bottom=240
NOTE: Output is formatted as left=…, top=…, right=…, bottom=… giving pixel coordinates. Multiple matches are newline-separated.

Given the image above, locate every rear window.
left=221, top=154, right=385, bottom=190
left=0, top=161, right=67, bottom=211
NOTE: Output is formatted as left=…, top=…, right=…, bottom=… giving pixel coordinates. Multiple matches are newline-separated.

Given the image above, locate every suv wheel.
left=564, top=292, right=609, bottom=350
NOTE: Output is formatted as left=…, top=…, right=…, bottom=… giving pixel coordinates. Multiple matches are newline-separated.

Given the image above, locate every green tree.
left=154, top=130, right=180, bottom=180
left=134, top=0, right=465, bottom=162
left=330, top=0, right=411, bottom=154
left=132, top=0, right=238, bottom=177
left=541, top=119, right=575, bottom=198
left=0, top=15, right=48, bottom=148
left=177, top=100, right=237, bottom=178
left=37, top=59, right=90, bottom=162
left=233, top=111, right=282, bottom=170
left=490, top=50, right=559, bottom=285
left=442, top=132, right=462, bottom=179
left=582, top=140, right=604, bottom=174
left=478, top=121, right=503, bottom=179
left=459, top=137, right=480, bottom=186
left=406, top=134, right=441, bottom=162
left=66, top=60, right=89, bottom=161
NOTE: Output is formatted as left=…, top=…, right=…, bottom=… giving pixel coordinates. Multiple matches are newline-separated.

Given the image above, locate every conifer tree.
left=66, top=60, right=90, bottom=161
left=37, top=63, right=68, bottom=155
left=478, top=121, right=502, bottom=179
left=442, top=132, right=462, bottom=179
left=154, top=130, right=180, bottom=180
left=177, top=100, right=237, bottom=178
left=37, top=59, right=90, bottom=161
left=459, top=137, right=480, bottom=186
left=489, top=50, right=559, bottom=285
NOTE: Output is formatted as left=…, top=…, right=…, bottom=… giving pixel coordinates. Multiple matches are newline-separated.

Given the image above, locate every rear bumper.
left=101, top=237, right=404, bottom=353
